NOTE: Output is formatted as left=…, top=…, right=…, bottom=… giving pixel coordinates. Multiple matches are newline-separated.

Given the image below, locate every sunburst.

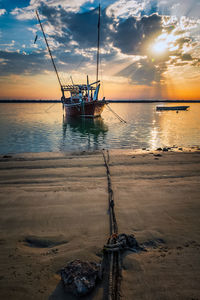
left=150, top=33, right=180, bottom=56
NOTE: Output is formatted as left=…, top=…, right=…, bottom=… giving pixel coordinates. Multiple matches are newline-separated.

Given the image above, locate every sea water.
left=0, top=102, right=200, bottom=154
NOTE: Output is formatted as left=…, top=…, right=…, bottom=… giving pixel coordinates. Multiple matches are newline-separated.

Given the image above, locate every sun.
left=150, top=32, right=179, bottom=56
left=152, top=40, right=168, bottom=54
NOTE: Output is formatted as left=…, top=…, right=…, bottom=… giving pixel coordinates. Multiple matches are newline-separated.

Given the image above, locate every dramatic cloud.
left=109, top=14, right=162, bottom=55
left=107, top=0, right=200, bottom=20
left=10, top=0, right=93, bottom=20
left=107, top=0, right=145, bottom=19
left=38, top=4, right=112, bottom=49
left=0, top=47, right=94, bottom=80
left=0, top=50, right=50, bottom=76
left=1, top=0, right=199, bottom=88
left=158, top=0, right=200, bottom=19
left=117, top=58, right=165, bottom=85
left=113, top=7, right=200, bottom=85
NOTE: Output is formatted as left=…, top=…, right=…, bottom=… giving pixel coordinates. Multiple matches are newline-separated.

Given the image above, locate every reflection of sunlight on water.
left=156, top=104, right=200, bottom=147
left=150, top=126, right=159, bottom=149
left=0, top=102, right=200, bottom=153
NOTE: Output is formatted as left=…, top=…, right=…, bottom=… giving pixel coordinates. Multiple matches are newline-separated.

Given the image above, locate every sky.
left=0, top=0, right=200, bottom=100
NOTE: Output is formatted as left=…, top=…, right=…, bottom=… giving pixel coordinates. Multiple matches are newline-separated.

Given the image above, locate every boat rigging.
left=35, top=5, right=107, bottom=118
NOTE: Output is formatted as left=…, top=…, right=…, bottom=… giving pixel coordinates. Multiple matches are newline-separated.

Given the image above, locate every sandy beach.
left=0, top=148, right=200, bottom=299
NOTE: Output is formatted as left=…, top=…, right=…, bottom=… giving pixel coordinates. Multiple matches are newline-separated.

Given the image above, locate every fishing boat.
left=36, top=5, right=107, bottom=118
left=156, top=106, right=190, bottom=111
left=60, top=78, right=106, bottom=118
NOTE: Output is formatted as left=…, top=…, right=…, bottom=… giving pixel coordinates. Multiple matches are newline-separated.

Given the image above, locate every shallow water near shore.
left=0, top=102, right=200, bottom=154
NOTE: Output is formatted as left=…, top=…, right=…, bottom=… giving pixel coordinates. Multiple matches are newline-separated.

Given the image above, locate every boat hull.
left=156, top=106, right=189, bottom=111
left=63, top=100, right=107, bottom=118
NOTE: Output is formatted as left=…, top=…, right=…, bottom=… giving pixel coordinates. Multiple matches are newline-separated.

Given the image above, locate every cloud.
left=38, top=4, right=163, bottom=58
left=3, top=0, right=200, bottom=88
left=10, top=7, right=35, bottom=20
left=0, top=5, right=110, bottom=79
left=106, top=0, right=163, bottom=19
left=30, top=4, right=118, bottom=68
left=181, top=53, right=193, bottom=61
left=0, top=50, right=51, bottom=76
left=114, top=6, right=200, bottom=85
left=10, top=0, right=93, bottom=20
left=117, top=58, right=167, bottom=85
left=0, top=47, right=93, bottom=79
left=36, top=4, right=166, bottom=76
left=38, top=4, right=112, bottom=49
left=106, top=0, right=145, bottom=19
left=10, top=0, right=200, bottom=21
left=109, top=13, right=162, bottom=55
left=0, top=40, right=16, bottom=51
left=0, top=9, right=6, bottom=16
left=106, top=0, right=200, bottom=19
left=158, top=0, right=200, bottom=19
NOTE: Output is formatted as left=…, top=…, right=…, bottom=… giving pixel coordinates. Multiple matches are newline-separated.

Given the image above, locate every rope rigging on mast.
left=35, top=10, right=64, bottom=98
left=96, top=4, right=101, bottom=86
left=35, top=6, right=106, bottom=118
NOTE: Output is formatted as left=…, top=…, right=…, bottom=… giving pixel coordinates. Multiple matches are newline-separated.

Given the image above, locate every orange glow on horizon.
left=0, top=70, right=199, bottom=101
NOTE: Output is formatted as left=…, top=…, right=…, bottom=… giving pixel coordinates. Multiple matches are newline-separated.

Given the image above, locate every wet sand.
left=0, top=149, right=200, bottom=299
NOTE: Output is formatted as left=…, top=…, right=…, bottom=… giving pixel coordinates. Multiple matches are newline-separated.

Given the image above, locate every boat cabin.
left=61, top=82, right=100, bottom=104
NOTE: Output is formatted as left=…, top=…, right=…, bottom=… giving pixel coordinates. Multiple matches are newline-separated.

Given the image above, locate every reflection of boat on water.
left=62, top=116, right=108, bottom=150
left=36, top=6, right=107, bottom=118
left=156, top=106, right=190, bottom=111
left=63, top=116, right=108, bottom=135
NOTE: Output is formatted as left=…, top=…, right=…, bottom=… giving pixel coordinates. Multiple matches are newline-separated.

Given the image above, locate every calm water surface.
left=0, top=102, right=200, bottom=154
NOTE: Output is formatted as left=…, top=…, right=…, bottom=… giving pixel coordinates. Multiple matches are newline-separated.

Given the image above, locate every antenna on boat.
left=96, top=4, right=100, bottom=86
left=35, top=10, right=64, bottom=97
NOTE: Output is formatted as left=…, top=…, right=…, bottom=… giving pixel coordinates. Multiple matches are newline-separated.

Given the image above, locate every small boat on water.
left=156, top=106, right=190, bottom=111
left=36, top=5, right=106, bottom=118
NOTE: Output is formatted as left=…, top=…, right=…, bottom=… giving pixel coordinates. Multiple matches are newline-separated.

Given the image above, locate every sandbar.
left=0, top=148, right=200, bottom=299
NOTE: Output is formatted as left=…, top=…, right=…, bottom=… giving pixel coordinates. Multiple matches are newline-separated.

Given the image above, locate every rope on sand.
left=102, top=149, right=121, bottom=300
left=102, top=149, right=118, bottom=235
left=60, top=150, right=144, bottom=297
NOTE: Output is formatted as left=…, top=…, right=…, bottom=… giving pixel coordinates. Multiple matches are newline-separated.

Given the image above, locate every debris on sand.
left=104, top=233, right=144, bottom=253
left=60, top=234, right=143, bottom=297
left=61, top=259, right=100, bottom=296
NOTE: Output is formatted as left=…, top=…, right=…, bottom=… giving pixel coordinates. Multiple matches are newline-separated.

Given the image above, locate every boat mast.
left=96, top=4, right=100, bottom=85
left=70, top=76, right=74, bottom=85
left=35, top=10, right=64, bottom=96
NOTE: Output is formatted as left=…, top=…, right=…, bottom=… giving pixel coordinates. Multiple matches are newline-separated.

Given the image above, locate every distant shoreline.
left=108, top=100, right=200, bottom=103
left=0, top=99, right=200, bottom=103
